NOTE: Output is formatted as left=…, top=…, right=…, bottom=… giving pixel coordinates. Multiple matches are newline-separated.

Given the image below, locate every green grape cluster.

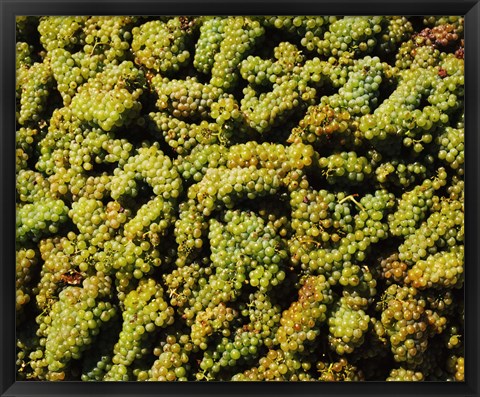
left=131, top=17, right=195, bottom=73
left=15, top=15, right=465, bottom=383
left=437, top=126, right=464, bottom=174
left=406, top=245, right=464, bottom=290
left=263, top=16, right=334, bottom=47
left=231, top=348, right=314, bottom=381
left=17, top=170, right=53, bottom=203
left=16, top=248, right=39, bottom=313
left=16, top=197, right=69, bottom=243
left=318, top=151, right=373, bottom=185
left=380, top=285, right=435, bottom=365
left=240, top=73, right=316, bottom=133
left=70, top=61, right=145, bottom=131
left=49, top=48, right=105, bottom=106
left=240, top=42, right=305, bottom=86
left=328, top=296, right=370, bottom=355
left=194, top=17, right=229, bottom=74
left=316, top=358, right=365, bottom=381
left=151, top=76, right=224, bottom=120
left=388, top=172, right=446, bottom=237
left=82, top=16, right=138, bottom=63
left=209, top=17, right=265, bottom=90
left=313, top=17, right=385, bottom=57
left=162, top=258, right=213, bottom=312
left=104, top=279, right=174, bottom=381
left=69, top=198, right=118, bottom=247
left=275, top=275, right=333, bottom=353
left=398, top=195, right=464, bottom=265
left=387, top=367, right=424, bottom=381
left=374, top=159, right=430, bottom=188
left=110, top=142, right=182, bottom=201
left=30, top=273, right=115, bottom=381
left=198, top=290, right=282, bottom=379
left=376, top=16, right=414, bottom=56
left=17, top=60, right=53, bottom=126
left=148, top=76, right=241, bottom=155
left=147, top=332, right=195, bottom=381
left=37, top=16, right=88, bottom=52
left=79, top=310, right=121, bottom=381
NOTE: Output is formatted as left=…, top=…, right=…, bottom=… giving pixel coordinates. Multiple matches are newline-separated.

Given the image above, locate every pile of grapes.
left=15, top=15, right=464, bottom=382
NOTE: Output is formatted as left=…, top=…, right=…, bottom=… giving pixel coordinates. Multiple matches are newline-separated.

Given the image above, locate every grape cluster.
left=313, top=17, right=385, bottom=57
left=198, top=290, right=282, bottom=379
left=37, top=16, right=88, bottom=52
left=317, top=358, right=365, bottom=381
left=16, top=15, right=464, bottom=382
left=17, top=60, right=53, bottom=126
left=387, top=367, right=424, bottom=381
left=275, top=275, right=333, bottom=353
left=328, top=297, right=370, bottom=355
left=131, top=18, right=195, bottom=73
left=388, top=172, right=445, bottom=237
left=437, top=126, right=464, bottom=174
left=82, top=16, right=138, bottom=63
left=318, top=151, right=373, bottom=185
left=29, top=273, right=115, bottom=380
left=104, top=279, right=174, bottom=381
left=209, top=17, right=265, bottom=90
left=231, top=348, right=314, bottom=381
left=16, top=197, right=69, bottom=243
left=70, top=61, right=145, bottom=131
left=380, top=285, right=436, bottom=365
left=16, top=248, right=38, bottom=314
left=147, top=332, right=195, bottom=381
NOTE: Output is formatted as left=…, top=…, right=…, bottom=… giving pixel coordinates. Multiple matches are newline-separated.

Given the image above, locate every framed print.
left=1, top=1, right=479, bottom=397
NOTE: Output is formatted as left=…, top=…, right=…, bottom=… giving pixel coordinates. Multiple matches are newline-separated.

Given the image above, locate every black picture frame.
left=2, top=1, right=479, bottom=396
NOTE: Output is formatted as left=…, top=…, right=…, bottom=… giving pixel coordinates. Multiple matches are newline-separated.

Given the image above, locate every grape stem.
left=338, top=194, right=366, bottom=211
